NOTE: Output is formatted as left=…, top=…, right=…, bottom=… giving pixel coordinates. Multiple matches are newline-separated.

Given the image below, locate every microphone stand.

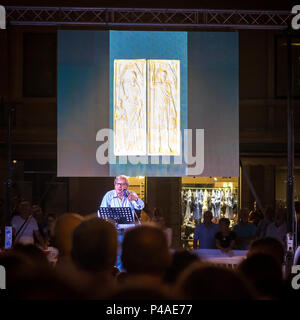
left=124, top=190, right=141, bottom=225
left=133, top=209, right=141, bottom=225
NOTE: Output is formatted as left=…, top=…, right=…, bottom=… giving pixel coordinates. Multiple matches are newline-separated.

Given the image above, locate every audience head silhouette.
left=71, top=218, right=118, bottom=273
left=54, top=213, right=84, bottom=257
left=238, top=253, right=283, bottom=299
left=177, top=262, right=255, bottom=300
left=121, top=224, right=171, bottom=277
left=248, top=237, right=285, bottom=265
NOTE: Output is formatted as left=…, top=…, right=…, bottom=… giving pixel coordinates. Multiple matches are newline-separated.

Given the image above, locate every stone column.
left=69, top=177, right=114, bottom=215
left=146, top=177, right=182, bottom=249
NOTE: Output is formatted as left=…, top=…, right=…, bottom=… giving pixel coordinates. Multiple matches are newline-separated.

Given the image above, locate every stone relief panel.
left=114, top=59, right=147, bottom=155
left=148, top=60, right=180, bottom=155
left=114, top=59, right=180, bottom=156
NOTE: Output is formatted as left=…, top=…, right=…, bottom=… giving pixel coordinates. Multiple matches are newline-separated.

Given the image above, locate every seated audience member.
left=233, top=209, right=257, bottom=250
left=53, top=213, right=87, bottom=290
left=163, top=250, right=199, bottom=285
left=154, top=215, right=173, bottom=247
left=247, top=237, right=285, bottom=266
left=281, top=253, right=300, bottom=300
left=249, top=201, right=264, bottom=227
left=296, top=202, right=300, bottom=247
left=84, top=212, right=98, bottom=220
left=11, top=201, right=47, bottom=249
left=12, top=243, right=50, bottom=268
left=71, top=218, right=118, bottom=298
left=107, top=277, right=174, bottom=300
left=215, top=218, right=236, bottom=253
left=54, top=213, right=84, bottom=263
left=32, top=205, right=48, bottom=244
left=46, top=213, right=57, bottom=246
left=140, top=205, right=151, bottom=223
left=176, top=262, right=255, bottom=300
left=152, top=207, right=161, bottom=221
left=11, top=195, right=24, bottom=216
left=238, top=253, right=284, bottom=299
left=256, top=207, right=275, bottom=238
left=265, top=208, right=287, bottom=243
left=0, top=198, right=4, bottom=242
left=193, top=210, right=219, bottom=249
left=121, top=224, right=171, bottom=283
left=0, top=245, right=83, bottom=299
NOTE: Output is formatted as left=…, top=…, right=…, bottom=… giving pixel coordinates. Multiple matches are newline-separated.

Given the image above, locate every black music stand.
left=98, top=207, right=134, bottom=226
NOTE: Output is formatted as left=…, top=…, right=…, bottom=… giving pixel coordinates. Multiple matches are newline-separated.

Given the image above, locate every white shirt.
left=99, top=190, right=144, bottom=228
left=11, top=215, right=39, bottom=244
left=100, top=190, right=144, bottom=210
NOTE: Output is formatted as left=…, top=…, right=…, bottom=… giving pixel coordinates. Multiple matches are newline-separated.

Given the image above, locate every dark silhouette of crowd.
left=193, top=204, right=288, bottom=252
left=0, top=199, right=299, bottom=300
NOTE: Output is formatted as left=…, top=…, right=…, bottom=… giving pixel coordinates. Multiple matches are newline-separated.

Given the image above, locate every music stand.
left=98, top=207, right=134, bottom=228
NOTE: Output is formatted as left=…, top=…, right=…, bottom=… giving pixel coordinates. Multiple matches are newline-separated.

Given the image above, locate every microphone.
left=123, top=189, right=128, bottom=198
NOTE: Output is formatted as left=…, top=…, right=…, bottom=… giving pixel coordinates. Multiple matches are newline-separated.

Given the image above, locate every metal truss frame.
left=5, top=6, right=293, bottom=30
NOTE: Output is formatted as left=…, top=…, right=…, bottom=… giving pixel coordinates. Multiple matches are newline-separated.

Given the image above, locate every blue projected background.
left=57, top=30, right=239, bottom=177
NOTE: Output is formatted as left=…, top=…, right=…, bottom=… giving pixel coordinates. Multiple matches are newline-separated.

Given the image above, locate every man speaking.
left=99, top=175, right=144, bottom=270
left=99, top=175, right=144, bottom=217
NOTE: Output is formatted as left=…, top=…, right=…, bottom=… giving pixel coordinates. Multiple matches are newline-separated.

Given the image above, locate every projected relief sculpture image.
left=109, top=31, right=189, bottom=177
left=114, top=59, right=180, bottom=156
left=148, top=60, right=181, bottom=156
left=114, top=59, right=147, bottom=156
